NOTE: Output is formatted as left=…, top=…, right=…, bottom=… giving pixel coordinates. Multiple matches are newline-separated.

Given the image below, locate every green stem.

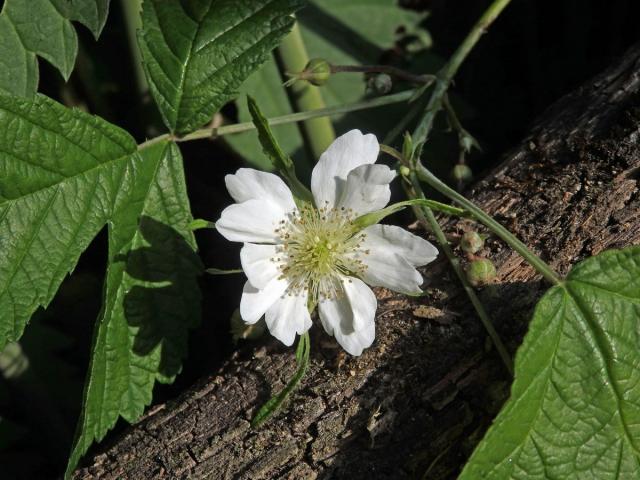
left=404, top=174, right=514, bottom=376
left=416, top=164, right=563, bottom=286
left=276, top=22, right=335, bottom=159
left=412, top=0, right=512, bottom=149
left=138, top=90, right=415, bottom=148
left=120, top=0, right=146, bottom=94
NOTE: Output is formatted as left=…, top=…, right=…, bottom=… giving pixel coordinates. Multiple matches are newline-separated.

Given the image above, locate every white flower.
left=216, top=130, right=438, bottom=355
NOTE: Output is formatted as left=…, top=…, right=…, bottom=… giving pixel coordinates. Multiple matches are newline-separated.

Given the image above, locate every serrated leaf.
left=460, top=246, right=640, bottom=479
left=0, top=93, right=136, bottom=350
left=227, top=0, right=427, bottom=166
left=0, top=95, right=201, bottom=475
left=66, top=141, right=201, bottom=477
left=138, top=0, right=305, bottom=135
left=0, top=0, right=111, bottom=97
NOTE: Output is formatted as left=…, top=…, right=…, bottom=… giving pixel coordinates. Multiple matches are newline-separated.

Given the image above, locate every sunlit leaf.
left=138, top=0, right=304, bottom=135
left=460, top=247, right=640, bottom=479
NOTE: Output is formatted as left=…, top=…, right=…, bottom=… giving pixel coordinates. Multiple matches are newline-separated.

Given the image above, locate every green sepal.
left=351, top=199, right=467, bottom=232
left=246, top=95, right=314, bottom=204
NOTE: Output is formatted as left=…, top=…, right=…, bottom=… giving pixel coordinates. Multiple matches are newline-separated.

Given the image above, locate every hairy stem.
left=416, top=164, right=563, bottom=286
left=276, top=23, right=336, bottom=159
left=403, top=173, right=514, bottom=376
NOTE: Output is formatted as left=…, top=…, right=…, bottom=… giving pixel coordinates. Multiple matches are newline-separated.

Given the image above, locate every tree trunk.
left=73, top=44, right=640, bottom=480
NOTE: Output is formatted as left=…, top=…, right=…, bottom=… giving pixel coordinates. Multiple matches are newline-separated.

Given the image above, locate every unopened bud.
left=466, top=259, right=496, bottom=287
left=301, top=58, right=332, bottom=86
left=399, top=165, right=411, bottom=177
left=452, top=164, right=473, bottom=183
left=368, top=73, right=392, bottom=95
left=461, top=134, right=474, bottom=153
left=460, top=231, right=484, bottom=254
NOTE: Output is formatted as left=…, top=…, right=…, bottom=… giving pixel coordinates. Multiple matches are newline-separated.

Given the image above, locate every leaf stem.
left=416, top=164, right=562, bottom=286
left=403, top=173, right=514, bottom=376
left=275, top=22, right=336, bottom=159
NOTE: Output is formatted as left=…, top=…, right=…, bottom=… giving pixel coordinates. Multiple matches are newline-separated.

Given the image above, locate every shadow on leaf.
left=117, top=216, right=203, bottom=380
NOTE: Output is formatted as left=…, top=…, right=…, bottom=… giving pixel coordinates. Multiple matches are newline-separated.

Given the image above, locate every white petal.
left=240, top=243, right=280, bottom=289
left=318, top=277, right=377, bottom=356
left=225, top=168, right=296, bottom=213
left=338, top=164, right=395, bottom=215
left=311, top=130, right=379, bottom=209
left=265, top=291, right=312, bottom=346
left=240, top=278, right=289, bottom=324
left=361, top=224, right=438, bottom=266
left=352, top=250, right=424, bottom=294
left=216, top=199, right=286, bottom=243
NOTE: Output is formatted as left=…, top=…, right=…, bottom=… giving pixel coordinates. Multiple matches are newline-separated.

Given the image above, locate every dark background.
left=1, top=0, right=639, bottom=477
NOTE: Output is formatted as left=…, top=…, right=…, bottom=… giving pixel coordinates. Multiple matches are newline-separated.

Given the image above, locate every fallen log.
left=74, top=43, right=640, bottom=480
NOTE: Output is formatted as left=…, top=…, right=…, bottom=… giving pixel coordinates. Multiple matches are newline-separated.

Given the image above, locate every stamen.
left=273, top=203, right=369, bottom=303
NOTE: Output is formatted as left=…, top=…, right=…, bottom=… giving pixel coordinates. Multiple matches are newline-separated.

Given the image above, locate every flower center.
left=273, top=202, right=368, bottom=302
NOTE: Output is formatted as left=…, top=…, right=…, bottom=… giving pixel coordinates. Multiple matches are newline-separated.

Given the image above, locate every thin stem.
left=330, top=64, right=435, bottom=85
left=412, top=0, right=512, bottom=148
left=416, top=164, right=563, bottom=286
left=276, top=23, right=335, bottom=159
left=167, top=90, right=416, bottom=144
left=404, top=173, right=514, bottom=376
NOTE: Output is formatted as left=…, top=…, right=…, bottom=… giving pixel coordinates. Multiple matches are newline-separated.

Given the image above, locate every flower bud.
left=460, top=231, right=484, bottom=254
left=466, top=259, right=497, bottom=287
left=460, top=134, right=475, bottom=153
left=452, top=164, right=473, bottom=183
left=367, top=73, right=393, bottom=95
left=399, top=165, right=411, bottom=177
left=302, top=58, right=332, bottom=86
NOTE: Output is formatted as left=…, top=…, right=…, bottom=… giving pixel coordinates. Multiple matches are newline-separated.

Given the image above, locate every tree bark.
left=74, top=44, right=640, bottom=480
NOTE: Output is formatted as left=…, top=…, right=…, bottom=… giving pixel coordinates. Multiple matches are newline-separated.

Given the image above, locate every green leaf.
left=0, top=94, right=201, bottom=475
left=138, top=0, right=305, bottom=135
left=459, top=246, right=640, bottom=479
left=0, top=93, right=136, bottom=350
left=66, top=141, right=201, bottom=477
left=227, top=0, right=427, bottom=166
left=0, top=0, right=111, bottom=97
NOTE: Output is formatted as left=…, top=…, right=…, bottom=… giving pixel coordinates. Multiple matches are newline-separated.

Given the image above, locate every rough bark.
left=74, top=44, right=640, bottom=480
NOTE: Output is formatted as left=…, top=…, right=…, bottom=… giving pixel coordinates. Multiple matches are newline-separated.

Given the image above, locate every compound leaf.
left=138, top=0, right=305, bottom=135
left=460, top=247, right=640, bottom=479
